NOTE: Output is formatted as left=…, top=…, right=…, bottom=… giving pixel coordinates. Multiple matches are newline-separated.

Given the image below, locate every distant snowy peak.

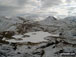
left=45, top=16, right=57, bottom=21
left=64, top=16, right=76, bottom=21
left=60, top=16, right=76, bottom=25
left=39, top=16, right=58, bottom=25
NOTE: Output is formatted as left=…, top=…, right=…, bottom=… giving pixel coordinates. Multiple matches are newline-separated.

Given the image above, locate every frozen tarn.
left=3, top=31, right=59, bottom=43
left=3, top=31, right=50, bottom=43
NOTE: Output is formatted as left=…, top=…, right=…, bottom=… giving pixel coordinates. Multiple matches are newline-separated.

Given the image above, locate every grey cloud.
left=0, top=0, right=66, bottom=16
left=16, top=0, right=28, bottom=6
left=0, top=5, right=21, bottom=16
left=0, top=0, right=37, bottom=16
left=0, top=0, right=28, bottom=16
left=0, top=5, right=20, bottom=11
left=41, top=0, right=62, bottom=8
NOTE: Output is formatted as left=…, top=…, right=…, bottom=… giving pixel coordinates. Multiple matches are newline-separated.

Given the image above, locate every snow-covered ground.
left=3, top=31, right=59, bottom=43
left=0, top=16, right=76, bottom=57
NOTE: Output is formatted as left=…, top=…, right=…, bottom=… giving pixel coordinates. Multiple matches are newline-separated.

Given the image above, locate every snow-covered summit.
left=39, top=16, right=57, bottom=25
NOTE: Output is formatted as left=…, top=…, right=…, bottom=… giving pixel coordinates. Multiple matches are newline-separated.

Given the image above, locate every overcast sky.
left=0, top=0, right=76, bottom=17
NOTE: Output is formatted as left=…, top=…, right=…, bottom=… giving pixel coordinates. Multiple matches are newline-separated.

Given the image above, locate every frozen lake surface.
left=3, top=31, right=50, bottom=43
left=3, top=31, right=59, bottom=43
